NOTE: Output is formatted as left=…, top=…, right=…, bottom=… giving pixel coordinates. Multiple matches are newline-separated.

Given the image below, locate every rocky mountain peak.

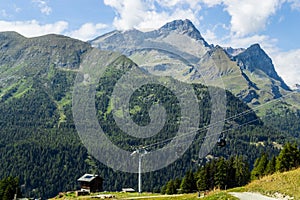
left=248, top=43, right=261, bottom=50
left=159, top=19, right=195, bottom=31
left=158, top=19, right=207, bottom=44
left=235, top=43, right=275, bottom=75
left=234, top=43, right=290, bottom=91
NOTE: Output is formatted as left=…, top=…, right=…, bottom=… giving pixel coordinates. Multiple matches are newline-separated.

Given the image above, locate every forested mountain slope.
left=0, top=31, right=293, bottom=198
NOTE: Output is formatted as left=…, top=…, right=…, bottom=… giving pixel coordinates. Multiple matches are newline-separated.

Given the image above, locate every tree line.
left=161, top=142, right=300, bottom=195
left=161, top=155, right=251, bottom=194
left=251, top=142, right=300, bottom=180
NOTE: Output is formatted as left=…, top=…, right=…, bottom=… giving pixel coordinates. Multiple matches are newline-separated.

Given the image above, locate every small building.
left=77, top=174, right=103, bottom=193
left=122, top=188, right=135, bottom=193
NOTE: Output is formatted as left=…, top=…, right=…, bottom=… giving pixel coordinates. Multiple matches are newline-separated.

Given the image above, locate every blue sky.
left=0, top=0, right=299, bottom=87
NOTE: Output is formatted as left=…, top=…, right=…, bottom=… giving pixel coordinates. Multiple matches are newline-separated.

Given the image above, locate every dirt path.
left=229, top=192, right=279, bottom=200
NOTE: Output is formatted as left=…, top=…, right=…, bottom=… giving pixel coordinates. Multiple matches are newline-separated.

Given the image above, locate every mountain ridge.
left=90, top=19, right=293, bottom=106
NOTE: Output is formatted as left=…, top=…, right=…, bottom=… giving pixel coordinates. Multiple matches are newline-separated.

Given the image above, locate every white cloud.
left=103, top=0, right=201, bottom=31
left=32, top=0, right=52, bottom=15
left=224, top=0, right=282, bottom=36
left=0, top=20, right=68, bottom=37
left=156, top=0, right=201, bottom=9
left=202, top=29, right=218, bottom=43
left=272, top=49, right=300, bottom=88
left=200, top=0, right=223, bottom=7
left=201, top=23, right=229, bottom=45
left=288, top=0, right=300, bottom=10
left=67, top=23, right=109, bottom=41
left=199, top=0, right=300, bottom=37
left=104, top=0, right=147, bottom=30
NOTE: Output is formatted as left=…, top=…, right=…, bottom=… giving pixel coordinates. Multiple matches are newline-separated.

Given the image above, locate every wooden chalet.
left=77, top=174, right=103, bottom=193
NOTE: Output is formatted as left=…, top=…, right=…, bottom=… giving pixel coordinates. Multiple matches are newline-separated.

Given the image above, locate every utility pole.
left=131, top=147, right=147, bottom=193
left=138, top=153, right=142, bottom=193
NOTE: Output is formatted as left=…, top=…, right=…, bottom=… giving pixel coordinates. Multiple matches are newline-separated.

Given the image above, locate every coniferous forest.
left=161, top=142, right=300, bottom=195
left=0, top=56, right=292, bottom=198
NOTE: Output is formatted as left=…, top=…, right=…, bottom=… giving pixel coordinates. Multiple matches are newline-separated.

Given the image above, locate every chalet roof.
left=78, top=174, right=99, bottom=182
left=122, top=188, right=135, bottom=192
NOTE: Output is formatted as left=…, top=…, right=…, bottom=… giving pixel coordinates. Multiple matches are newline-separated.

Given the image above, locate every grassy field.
left=53, top=168, right=300, bottom=200
left=53, top=190, right=238, bottom=200
left=230, top=167, right=300, bottom=199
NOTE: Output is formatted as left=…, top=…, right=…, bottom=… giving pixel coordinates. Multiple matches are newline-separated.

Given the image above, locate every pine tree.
left=251, top=156, right=261, bottom=179
left=226, top=156, right=236, bottom=188
left=265, top=156, right=276, bottom=175
left=196, top=167, right=207, bottom=192
left=165, top=180, right=176, bottom=195
left=160, top=185, right=166, bottom=194
left=180, top=170, right=196, bottom=193
left=174, top=178, right=181, bottom=193
left=214, top=157, right=227, bottom=189
left=251, top=153, right=268, bottom=180
left=234, top=156, right=250, bottom=186
left=276, top=143, right=300, bottom=172
left=206, top=159, right=216, bottom=190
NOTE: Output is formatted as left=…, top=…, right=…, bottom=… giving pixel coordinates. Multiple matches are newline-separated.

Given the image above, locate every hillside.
left=0, top=32, right=94, bottom=197
left=0, top=30, right=296, bottom=198
left=231, top=167, right=300, bottom=199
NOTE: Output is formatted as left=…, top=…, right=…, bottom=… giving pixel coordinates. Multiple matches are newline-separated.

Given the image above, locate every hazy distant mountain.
left=223, top=47, right=245, bottom=56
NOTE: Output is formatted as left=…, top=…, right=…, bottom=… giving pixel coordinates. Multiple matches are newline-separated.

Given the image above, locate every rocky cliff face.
left=234, top=44, right=290, bottom=91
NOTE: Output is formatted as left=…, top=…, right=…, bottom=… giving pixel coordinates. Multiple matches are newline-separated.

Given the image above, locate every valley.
left=0, top=19, right=299, bottom=199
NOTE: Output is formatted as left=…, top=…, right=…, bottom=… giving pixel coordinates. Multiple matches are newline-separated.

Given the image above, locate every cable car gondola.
left=217, top=133, right=226, bottom=147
